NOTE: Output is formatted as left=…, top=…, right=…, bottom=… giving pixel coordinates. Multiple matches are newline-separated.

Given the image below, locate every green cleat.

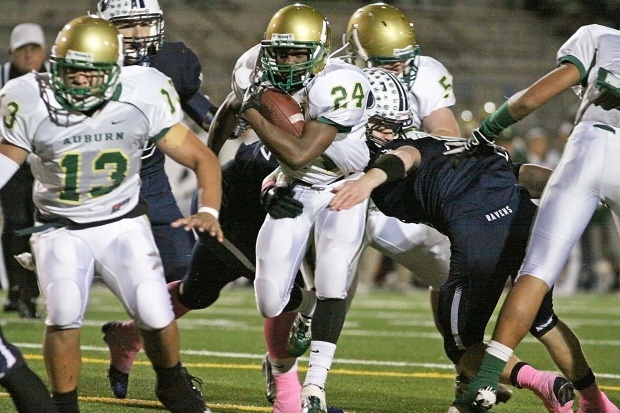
left=288, top=313, right=312, bottom=357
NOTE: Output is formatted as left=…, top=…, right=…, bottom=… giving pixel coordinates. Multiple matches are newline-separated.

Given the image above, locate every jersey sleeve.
left=151, top=41, right=202, bottom=101
left=121, top=67, right=184, bottom=140
left=232, top=44, right=261, bottom=101
left=307, top=65, right=370, bottom=133
left=0, top=74, right=46, bottom=152
left=413, top=57, right=457, bottom=120
left=557, top=24, right=600, bottom=82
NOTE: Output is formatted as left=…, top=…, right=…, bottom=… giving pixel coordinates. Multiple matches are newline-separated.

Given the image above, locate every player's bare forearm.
left=329, top=170, right=386, bottom=211
left=207, top=92, right=241, bottom=156
left=158, top=123, right=224, bottom=241
left=243, top=109, right=333, bottom=169
left=508, top=63, right=580, bottom=120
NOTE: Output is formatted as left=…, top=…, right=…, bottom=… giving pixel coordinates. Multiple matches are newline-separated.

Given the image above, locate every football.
left=258, top=87, right=305, bottom=137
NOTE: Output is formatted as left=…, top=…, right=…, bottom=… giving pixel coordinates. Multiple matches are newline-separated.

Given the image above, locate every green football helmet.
left=260, top=3, right=331, bottom=92
left=346, top=3, right=420, bottom=85
left=50, top=15, right=123, bottom=111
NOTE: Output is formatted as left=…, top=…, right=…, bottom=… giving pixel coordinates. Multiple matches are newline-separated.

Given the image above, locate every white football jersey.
left=0, top=66, right=183, bottom=223
left=233, top=48, right=370, bottom=185
left=405, top=56, right=456, bottom=129
left=559, top=24, right=620, bottom=127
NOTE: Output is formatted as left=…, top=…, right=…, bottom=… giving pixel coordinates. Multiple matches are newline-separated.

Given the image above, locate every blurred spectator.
left=524, top=126, right=560, bottom=168
left=0, top=22, right=48, bottom=318
left=579, top=206, right=620, bottom=292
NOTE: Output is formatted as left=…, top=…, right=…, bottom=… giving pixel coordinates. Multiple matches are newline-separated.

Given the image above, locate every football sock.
left=304, top=340, right=336, bottom=389
left=264, top=312, right=297, bottom=360
left=273, top=370, right=302, bottom=413
left=52, top=388, right=80, bottom=413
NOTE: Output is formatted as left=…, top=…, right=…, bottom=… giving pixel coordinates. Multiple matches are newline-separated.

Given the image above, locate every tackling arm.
left=329, top=146, right=420, bottom=211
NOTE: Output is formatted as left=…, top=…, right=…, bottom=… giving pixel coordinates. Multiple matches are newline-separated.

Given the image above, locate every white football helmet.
left=364, top=67, right=412, bottom=148
left=97, top=0, right=164, bottom=65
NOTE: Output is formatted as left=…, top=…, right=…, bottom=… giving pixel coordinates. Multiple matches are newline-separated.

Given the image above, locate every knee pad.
left=45, top=279, right=84, bottom=328
left=134, top=279, right=174, bottom=330
left=254, top=277, right=286, bottom=318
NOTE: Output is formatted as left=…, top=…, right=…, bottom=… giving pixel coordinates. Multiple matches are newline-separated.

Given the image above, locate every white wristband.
left=197, top=206, right=219, bottom=219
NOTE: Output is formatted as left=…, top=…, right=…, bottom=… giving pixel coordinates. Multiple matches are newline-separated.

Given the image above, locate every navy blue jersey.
left=369, top=136, right=555, bottom=364
left=141, top=41, right=217, bottom=175
left=371, top=136, right=522, bottom=235
left=179, top=141, right=279, bottom=309
left=219, top=141, right=279, bottom=258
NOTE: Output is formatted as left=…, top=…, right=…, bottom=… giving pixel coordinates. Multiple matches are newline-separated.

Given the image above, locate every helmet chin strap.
left=329, top=36, right=349, bottom=59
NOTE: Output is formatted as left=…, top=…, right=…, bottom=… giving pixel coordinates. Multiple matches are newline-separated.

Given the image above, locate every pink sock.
left=516, top=365, right=574, bottom=412
left=516, top=364, right=542, bottom=389
left=273, top=369, right=302, bottom=413
left=264, top=312, right=297, bottom=359
left=106, top=321, right=142, bottom=374
left=578, top=383, right=620, bottom=413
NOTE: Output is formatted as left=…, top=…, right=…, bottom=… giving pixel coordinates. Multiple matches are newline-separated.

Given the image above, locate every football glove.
left=240, top=83, right=266, bottom=114
left=443, top=129, right=496, bottom=157
left=260, top=185, right=304, bottom=219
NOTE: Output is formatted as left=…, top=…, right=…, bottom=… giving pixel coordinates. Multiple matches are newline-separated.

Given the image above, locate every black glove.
left=443, top=129, right=496, bottom=156
left=240, top=84, right=265, bottom=114
left=260, top=186, right=304, bottom=219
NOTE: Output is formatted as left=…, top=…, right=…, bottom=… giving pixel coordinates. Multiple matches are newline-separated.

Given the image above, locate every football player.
left=0, top=15, right=221, bottom=413
left=448, top=24, right=620, bottom=413
left=97, top=0, right=218, bottom=284
left=329, top=67, right=580, bottom=413
left=241, top=4, right=372, bottom=412
left=281, top=0, right=464, bottom=399
left=96, top=0, right=220, bottom=397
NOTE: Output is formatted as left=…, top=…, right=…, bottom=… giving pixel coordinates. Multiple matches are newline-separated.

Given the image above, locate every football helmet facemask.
left=50, top=15, right=123, bottom=112
left=364, top=67, right=412, bottom=149
left=97, top=0, right=164, bottom=65
left=346, top=3, right=420, bottom=85
left=260, top=4, right=331, bottom=92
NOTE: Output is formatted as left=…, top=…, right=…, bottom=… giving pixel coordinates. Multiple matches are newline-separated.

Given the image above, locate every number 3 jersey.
left=0, top=65, right=183, bottom=224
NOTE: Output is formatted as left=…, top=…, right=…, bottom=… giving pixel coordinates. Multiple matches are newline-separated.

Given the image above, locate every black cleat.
left=181, top=365, right=204, bottom=400
left=107, top=365, right=129, bottom=399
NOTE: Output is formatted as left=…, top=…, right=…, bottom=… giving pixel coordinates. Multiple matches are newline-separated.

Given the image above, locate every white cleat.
left=301, top=384, right=327, bottom=413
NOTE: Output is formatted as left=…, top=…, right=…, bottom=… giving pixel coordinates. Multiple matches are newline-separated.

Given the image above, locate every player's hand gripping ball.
left=242, top=85, right=304, bottom=137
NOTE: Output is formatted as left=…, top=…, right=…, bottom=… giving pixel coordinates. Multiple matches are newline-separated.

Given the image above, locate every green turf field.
left=1, top=284, right=619, bottom=412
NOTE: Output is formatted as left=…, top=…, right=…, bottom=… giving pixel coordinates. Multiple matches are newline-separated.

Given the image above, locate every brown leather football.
left=258, top=88, right=305, bottom=137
